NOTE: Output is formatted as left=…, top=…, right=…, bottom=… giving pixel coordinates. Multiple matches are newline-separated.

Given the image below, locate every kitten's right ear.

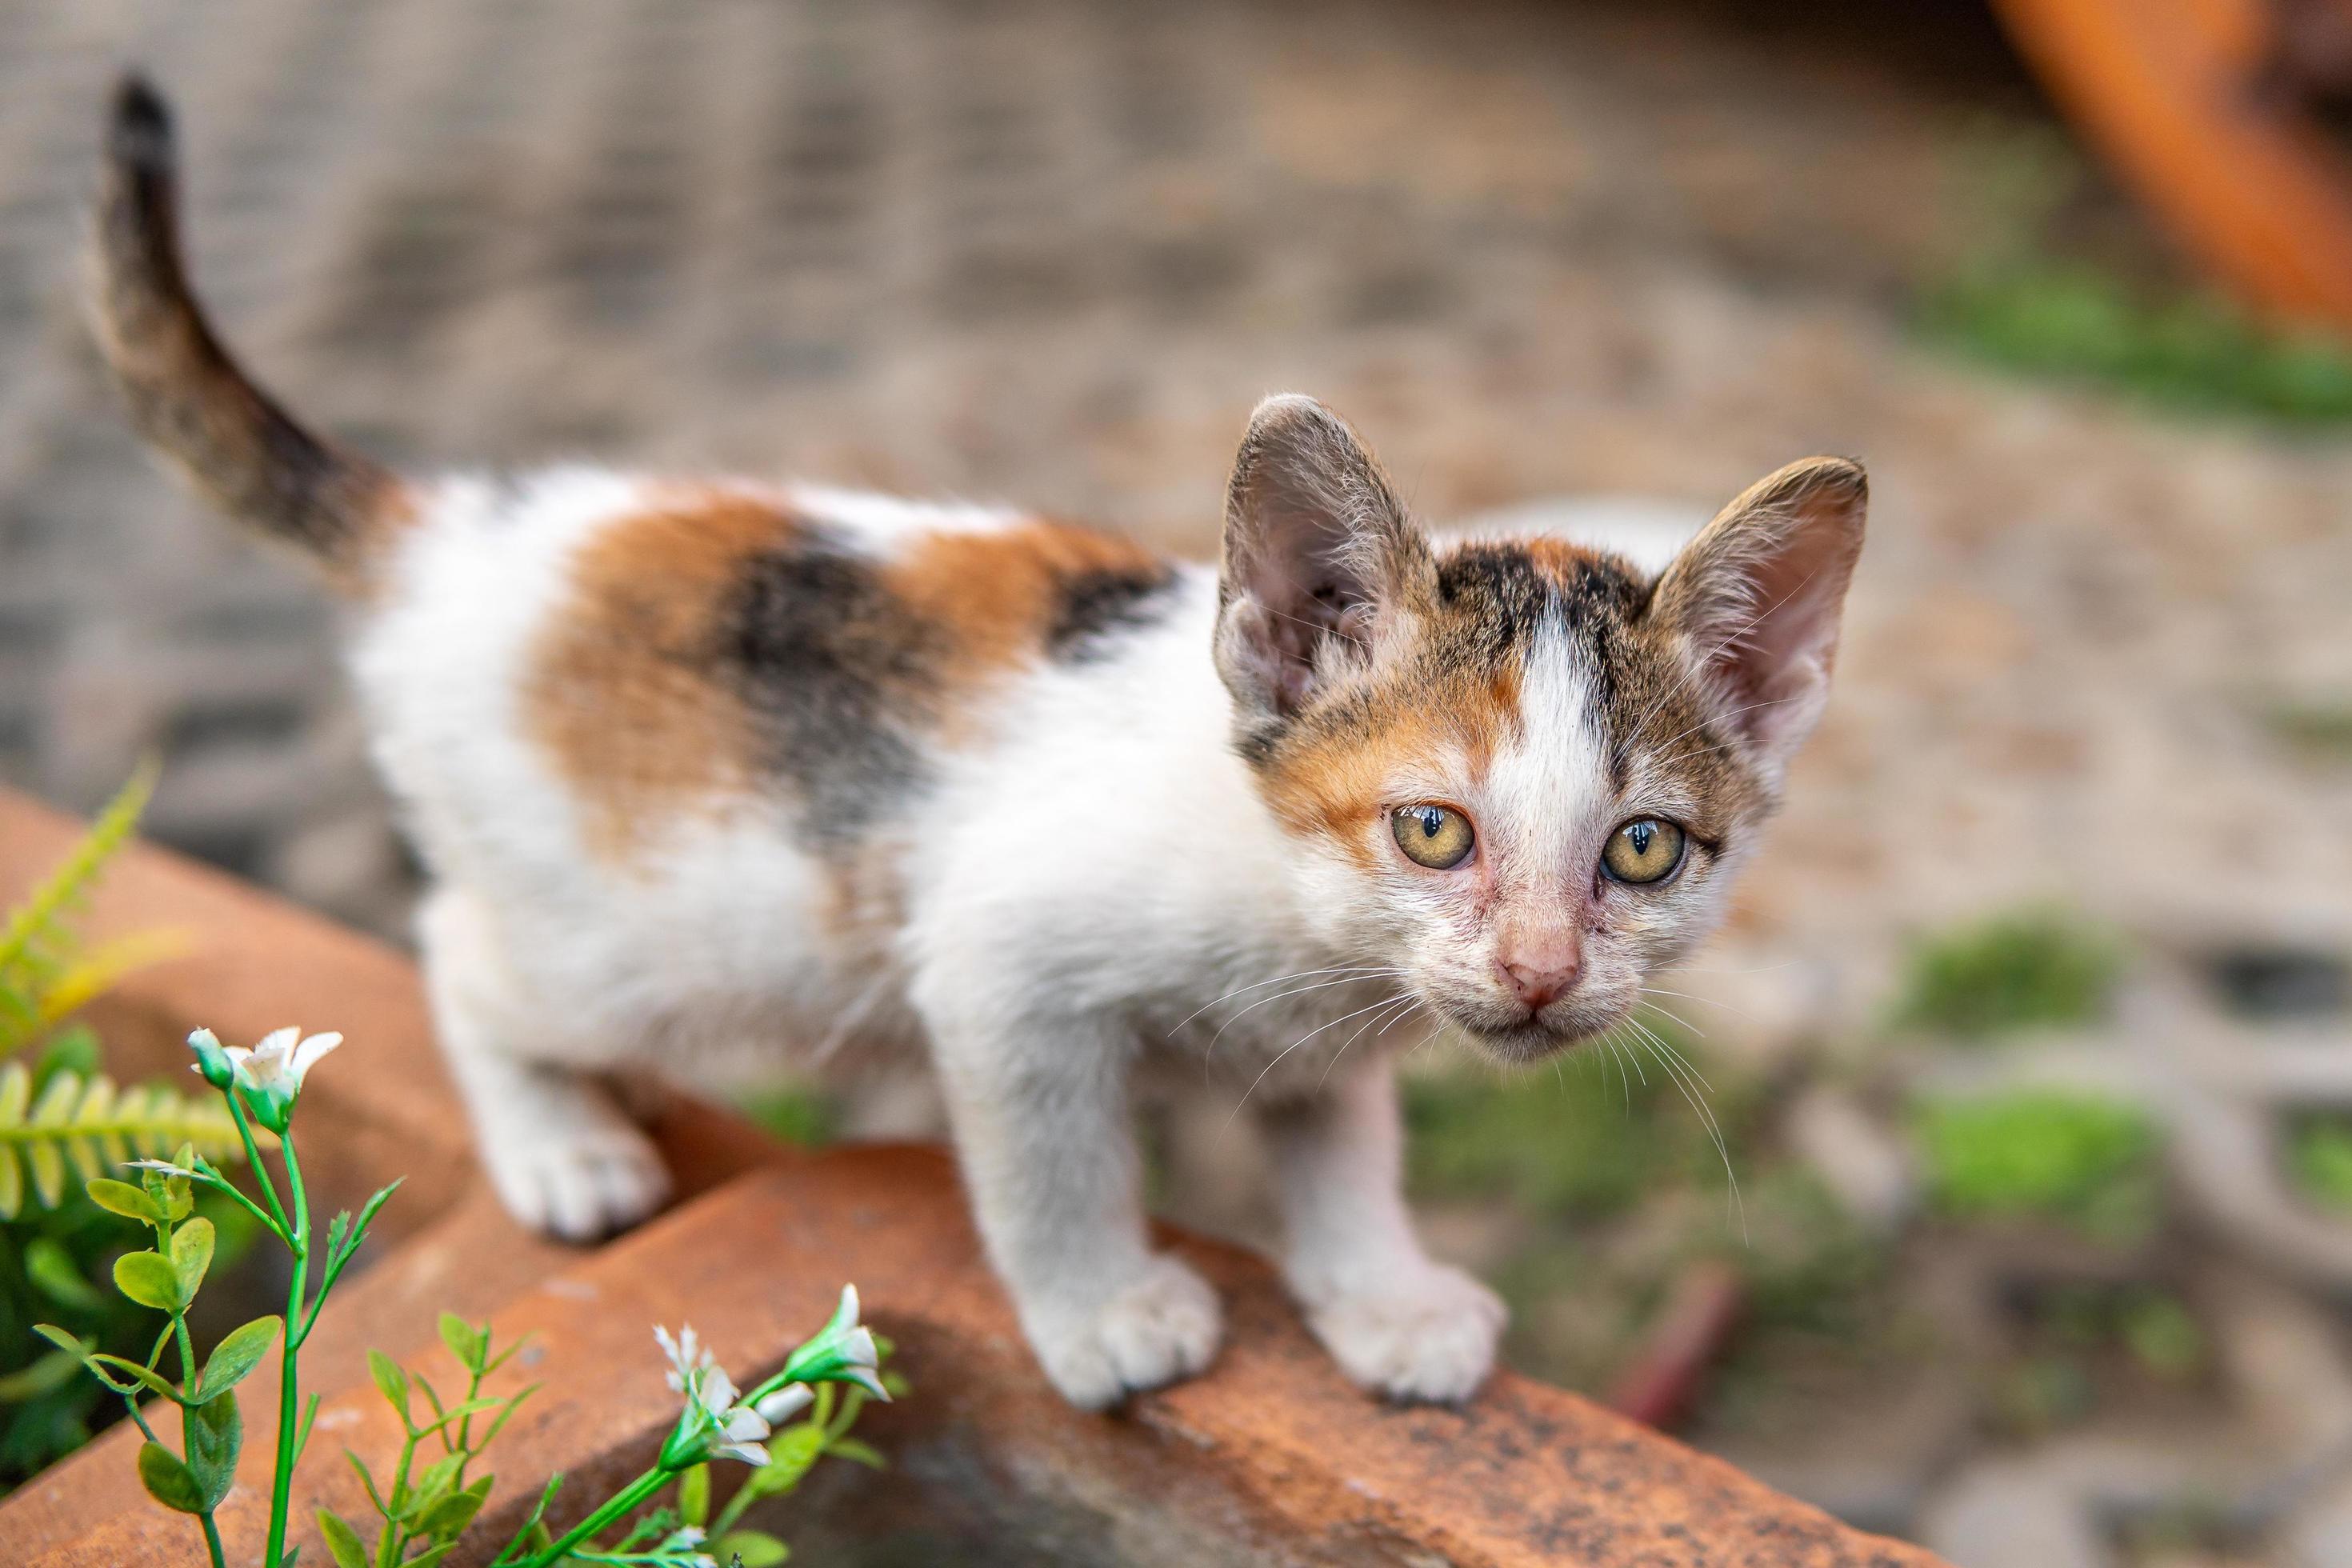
left=1214, top=394, right=1430, bottom=722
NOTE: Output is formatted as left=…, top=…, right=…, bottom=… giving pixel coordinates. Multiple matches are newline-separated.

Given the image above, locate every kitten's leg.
left=1262, top=1060, right=1505, bottom=1402
left=418, top=886, right=670, bottom=1241
left=925, top=1006, right=1220, bottom=1409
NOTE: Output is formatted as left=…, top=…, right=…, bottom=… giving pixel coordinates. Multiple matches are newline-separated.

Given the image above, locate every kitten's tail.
left=90, top=74, right=409, bottom=590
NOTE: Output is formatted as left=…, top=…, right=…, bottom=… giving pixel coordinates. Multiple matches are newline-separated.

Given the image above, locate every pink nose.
left=1499, top=955, right=1581, bottom=1011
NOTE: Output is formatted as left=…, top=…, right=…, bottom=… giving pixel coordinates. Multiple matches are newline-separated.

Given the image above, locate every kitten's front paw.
left=1025, top=1254, right=1223, bottom=1410
left=1306, top=1262, right=1506, bottom=1403
left=482, top=1119, right=671, bottom=1243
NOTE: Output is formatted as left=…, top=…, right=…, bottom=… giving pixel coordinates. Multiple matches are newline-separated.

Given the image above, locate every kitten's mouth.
left=1442, top=998, right=1624, bottom=1063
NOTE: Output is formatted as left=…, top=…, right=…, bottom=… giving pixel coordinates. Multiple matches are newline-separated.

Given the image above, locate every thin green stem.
left=120, top=1390, right=159, bottom=1444
left=517, top=1465, right=673, bottom=1568
left=374, top=1425, right=420, bottom=1568
left=189, top=1164, right=285, bottom=1242
left=172, top=1311, right=198, bottom=1397
left=262, top=1130, right=312, bottom=1568
left=198, top=1508, right=227, bottom=1568
left=222, top=1091, right=291, bottom=1236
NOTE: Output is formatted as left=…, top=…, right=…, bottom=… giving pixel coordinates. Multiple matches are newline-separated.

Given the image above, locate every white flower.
left=654, top=1323, right=714, bottom=1394
left=754, top=1382, right=813, bottom=1424
left=126, top=1158, right=195, bottom=1178
left=698, top=1368, right=773, bottom=1466
left=660, top=1338, right=774, bottom=1467
left=218, top=1026, right=342, bottom=1094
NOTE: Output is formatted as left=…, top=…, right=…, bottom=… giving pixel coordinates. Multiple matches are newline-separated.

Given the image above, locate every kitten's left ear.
left=1651, top=456, right=1867, bottom=774
left=1214, top=394, right=1431, bottom=724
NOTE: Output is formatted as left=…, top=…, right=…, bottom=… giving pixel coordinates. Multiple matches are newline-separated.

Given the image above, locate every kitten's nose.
left=1498, top=953, right=1582, bottom=1011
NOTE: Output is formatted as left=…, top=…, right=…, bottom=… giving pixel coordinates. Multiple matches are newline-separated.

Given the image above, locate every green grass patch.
left=734, top=1085, right=838, bottom=1149
left=2288, top=1114, right=2352, bottom=1213
left=2265, top=698, right=2352, bottom=763
left=1918, top=122, right=2352, bottom=422
left=1922, top=262, right=2352, bottom=422
left=1912, top=1089, right=2161, bottom=1242
left=1892, top=907, right=2122, bottom=1038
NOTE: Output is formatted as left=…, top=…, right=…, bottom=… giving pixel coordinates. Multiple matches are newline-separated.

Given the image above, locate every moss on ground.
left=1891, top=907, right=2122, bottom=1038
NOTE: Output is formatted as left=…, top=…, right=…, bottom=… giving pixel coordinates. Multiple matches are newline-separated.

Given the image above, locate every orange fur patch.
left=879, top=520, right=1166, bottom=683
left=1260, top=660, right=1520, bottom=865
left=523, top=490, right=795, bottom=861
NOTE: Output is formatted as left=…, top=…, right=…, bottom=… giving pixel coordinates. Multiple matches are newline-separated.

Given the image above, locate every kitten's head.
left=1214, top=395, right=1866, bottom=1061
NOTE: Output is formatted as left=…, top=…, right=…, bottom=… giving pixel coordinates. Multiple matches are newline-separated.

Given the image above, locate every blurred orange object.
left=1994, top=0, right=2352, bottom=329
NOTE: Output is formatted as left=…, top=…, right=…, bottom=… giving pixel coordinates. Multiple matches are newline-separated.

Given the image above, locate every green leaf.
left=86, top=1175, right=166, bottom=1224
left=88, top=1353, right=182, bottom=1404
left=198, top=1315, right=282, bottom=1398
left=315, top=1509, right=368, bottom=1568
left=137, top=1442, right=206, bottom=1514
left=113, top=1249, right=180, bottom=1310
left=415, top=1481, right=486, bottom=1539
left=412, top=1395, right=502, bottom=1434
left=438, top=1312, right=482, bottom=1372
left=678, top=1462, right=710, bottom=1526
left=343, top=1450, right=392, bottom=1521
left=367, top=1349, right=410, bottom=1423
left=171, top=1215, right=216, bottom=1301
left=348, top=1178, right=401, bottom=1254
left=0, top=1348, right=80, bottom=1402
left=473, top=1382, right=538, bottom=1450
left=715, top=1530, right=790, bottom=1566
left=402, top=1544, right=457, bottom=1568
left=31, top=1322, right=134, bottom=1394
left=186, top=1390, right=242, bottom=1508
left=25, top=1236, right=107, bottom=1310
left=826, top=1436, right=886, bottom=1469
left=744, top=1423, right=825, bottom=1501
left=405, top=1451, right=462, bottom=1520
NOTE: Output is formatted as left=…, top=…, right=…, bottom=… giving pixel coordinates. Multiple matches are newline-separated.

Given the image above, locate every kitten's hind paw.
left=482, top=1118, right=672, bottom=1242
left=1307, top=1262, right=1506, bottom=1403
left=1026, top=1254, right=1223, bottom=1410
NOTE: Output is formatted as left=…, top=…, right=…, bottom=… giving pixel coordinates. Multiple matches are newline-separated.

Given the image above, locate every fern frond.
left=0, top=762, right=161, bottom=1058
left=0, top=1063, right=246, bottom=1218
left=27, top=930, right=195, bottom=1038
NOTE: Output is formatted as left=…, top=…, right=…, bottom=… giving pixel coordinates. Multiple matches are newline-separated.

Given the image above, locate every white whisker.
left=1230, top=992, right=1413, bottom=1126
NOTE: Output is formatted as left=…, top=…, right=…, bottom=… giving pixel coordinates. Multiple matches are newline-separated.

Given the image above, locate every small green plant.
left=1891, top=908, right=2121, bottom=1038
left=48, top=1022, right=898, bottom=1568
left=1912, top=1088, right=2161, bottom=1242
left=2, top=766, right=258, bottom=1490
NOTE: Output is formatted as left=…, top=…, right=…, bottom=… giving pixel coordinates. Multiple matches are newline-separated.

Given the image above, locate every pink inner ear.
left=1663, top=460, right=1866, bottom=761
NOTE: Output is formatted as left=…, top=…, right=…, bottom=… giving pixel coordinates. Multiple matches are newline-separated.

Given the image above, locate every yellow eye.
left=1393, top=804, right=1475, bottom=870
left=1602, top=818, right=1686, bottom=885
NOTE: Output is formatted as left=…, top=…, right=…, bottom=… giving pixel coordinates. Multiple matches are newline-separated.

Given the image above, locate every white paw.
left=1024, top=1254, right=1223, bottom=1410
left=1306, top=1262, right=1506, bottom=1403
left=482, top=1119, right=672, bottom=1242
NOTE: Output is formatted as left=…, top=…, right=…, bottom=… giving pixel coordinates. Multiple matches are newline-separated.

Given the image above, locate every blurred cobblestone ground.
left=4, top=2, right=2352, bottom=1560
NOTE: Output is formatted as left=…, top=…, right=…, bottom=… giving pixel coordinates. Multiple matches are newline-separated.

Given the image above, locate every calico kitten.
left=90, top=77, right=1866, bottom=1409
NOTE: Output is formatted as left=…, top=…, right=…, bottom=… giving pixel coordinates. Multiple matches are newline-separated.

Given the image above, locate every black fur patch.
left=721, top=532, right=942, bottom=832
left=1047, top=565, right=1178, bottom=661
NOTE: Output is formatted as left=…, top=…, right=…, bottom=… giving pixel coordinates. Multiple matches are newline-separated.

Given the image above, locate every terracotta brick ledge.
left=0, top=789, right=1942, bottom=1566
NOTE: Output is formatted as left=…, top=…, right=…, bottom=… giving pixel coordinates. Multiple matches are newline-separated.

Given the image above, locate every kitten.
left=90, top=78, right=1866, bottom=1409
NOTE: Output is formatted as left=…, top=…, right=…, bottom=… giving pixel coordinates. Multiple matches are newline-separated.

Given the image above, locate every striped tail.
left=90, top=74, right=406, bottom=590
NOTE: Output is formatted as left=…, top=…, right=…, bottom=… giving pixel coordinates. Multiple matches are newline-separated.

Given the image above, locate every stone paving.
left=4, top=2, right=2351, bottom=1562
